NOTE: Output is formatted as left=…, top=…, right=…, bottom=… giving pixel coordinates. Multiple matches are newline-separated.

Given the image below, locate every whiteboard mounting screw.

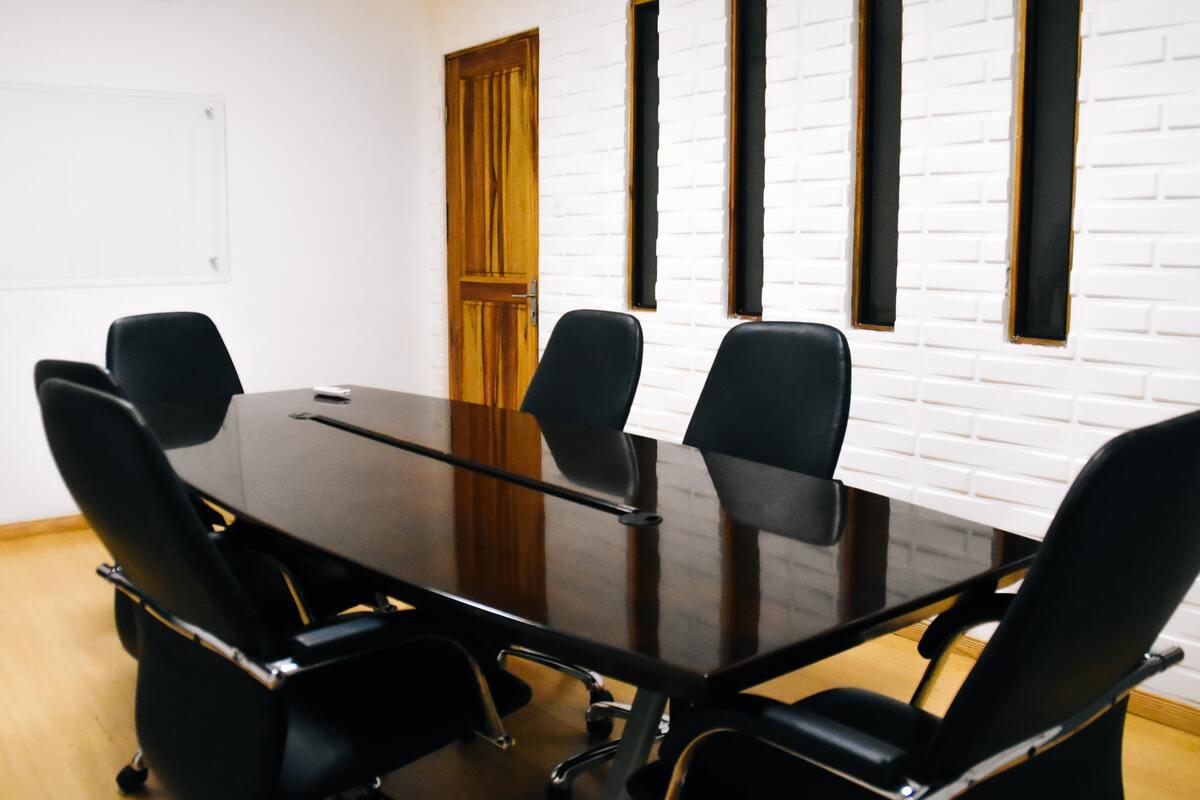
left=205, top=107, right=215, bottom=119
left=209, top=256, right=219, bottom=269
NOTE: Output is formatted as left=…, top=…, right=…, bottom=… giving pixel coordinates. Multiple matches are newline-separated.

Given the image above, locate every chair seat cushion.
left=279, top=640, right=531, bottom=800
left=800, top=688, right=939, bottom=754
left=628, top=688, right=937, bottom=800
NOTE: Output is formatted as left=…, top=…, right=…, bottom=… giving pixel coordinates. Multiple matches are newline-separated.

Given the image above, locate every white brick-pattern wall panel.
left=630, top=0, right=742, bottom=440
left=424, top=0, right=1200, bottom=704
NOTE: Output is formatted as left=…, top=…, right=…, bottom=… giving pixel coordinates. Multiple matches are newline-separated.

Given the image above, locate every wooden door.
left=445, top=31, right=540, bottom=409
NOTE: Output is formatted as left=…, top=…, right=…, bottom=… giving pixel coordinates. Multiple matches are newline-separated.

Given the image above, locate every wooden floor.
left=2, top=528, right=1198, bottom=799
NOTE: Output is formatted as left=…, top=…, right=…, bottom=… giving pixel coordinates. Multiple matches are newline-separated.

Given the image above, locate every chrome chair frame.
left=498, top=645, right=608, bottom=702
left=548, top=706, right=671, bottom=796
left=659, top=646, right=1182, bottom=800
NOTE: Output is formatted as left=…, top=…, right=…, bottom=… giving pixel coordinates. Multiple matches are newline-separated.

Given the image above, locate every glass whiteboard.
left=0, top=83, right=230, bottom=288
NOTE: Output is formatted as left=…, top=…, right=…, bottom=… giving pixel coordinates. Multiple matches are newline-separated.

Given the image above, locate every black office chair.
left=106, top=311, right=243, bottom=405
left=520, top=309, right=644, bottom=429
left=32, top=359, right=228, bottom=658
left=626, top=409, right=1200, bottom=800
left=32, top=359, right=232, bottom=529
left=491, top=311, right=646, bottom=797
left=33, top=359, right=122, bottom=395
left=39, top=378, right=531, bottom=799
left=105, top=312, right=375, bottom=619
left=684, top=321, right=852, bottom=479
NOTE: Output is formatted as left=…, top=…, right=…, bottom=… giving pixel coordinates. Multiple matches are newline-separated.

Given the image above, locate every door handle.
left=511, top=279, right=537, bottom=327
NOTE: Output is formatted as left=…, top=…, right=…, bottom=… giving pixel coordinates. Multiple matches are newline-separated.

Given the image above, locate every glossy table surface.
left=158, top=387, right=1037, bottom=698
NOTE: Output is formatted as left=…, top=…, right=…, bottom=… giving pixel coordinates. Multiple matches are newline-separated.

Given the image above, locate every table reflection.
left=450, top=402, right=547, bottom=622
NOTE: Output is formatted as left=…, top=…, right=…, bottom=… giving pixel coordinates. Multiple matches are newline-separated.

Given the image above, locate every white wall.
left=0, top=0, right=437, bottom=523
left=422, top=0, right=1200, bottom=704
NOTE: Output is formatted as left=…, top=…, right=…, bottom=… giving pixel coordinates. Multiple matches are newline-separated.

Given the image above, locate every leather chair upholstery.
left=520, top=309, right=644, bottom=429
left=106, top=311, right=243, bottom=406
left=39, top=378, right=531, bottom=800
left=629, top=409, right=1200, bottom=799
left=683, top=321, right=851, bottom=479
left=34, top=359, right=123, bottom=396
left=32, top=358, right=210, bottom=658
left=33, top=360, right=138, bottom=657
left=31, top=359, right=292, bottom=658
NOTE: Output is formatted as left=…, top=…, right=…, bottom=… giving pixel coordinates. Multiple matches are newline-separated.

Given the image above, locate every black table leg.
left=600, top=688, right=667, bottom=800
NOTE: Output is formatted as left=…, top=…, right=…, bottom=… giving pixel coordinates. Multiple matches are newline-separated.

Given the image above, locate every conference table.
left=154, top=386, right=1038, bottom=800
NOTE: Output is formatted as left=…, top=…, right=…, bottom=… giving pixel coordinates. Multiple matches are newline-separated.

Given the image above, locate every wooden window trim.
left=1006, top=0, right=1083, bottom=346
left=727, top=0, right=766, bottom=319
left=628, top=0, right=659, bottom=311
left=850, top=0, right=901, bottom=332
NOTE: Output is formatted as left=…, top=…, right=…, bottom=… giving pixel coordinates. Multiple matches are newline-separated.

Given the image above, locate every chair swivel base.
left=546, top=707, right=670, bottom=799
left=498, top=646, right=614, bottom=737
left=116, top=751, right=148, bottom=794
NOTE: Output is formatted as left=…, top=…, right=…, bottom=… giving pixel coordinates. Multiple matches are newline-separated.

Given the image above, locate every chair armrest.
left=663, top=694, right=911, bottom=793
left=286, top=611, right=436, bottom=665
left=291, top=614, right=390, bottom=653
left=918, top=593, right=1014, bottom=661
left=97, top=563, right=425, bottom=686
left=96, top=564, right=514, bottom=747
left=910, top=593, right=1016, bottom=707
left=919, top=646, right=1184, bottom=800
left=285, top=614, right=516, bottom=749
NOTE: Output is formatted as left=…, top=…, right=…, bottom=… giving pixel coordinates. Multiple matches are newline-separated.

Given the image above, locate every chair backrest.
left=520, top=309, right=644, bottom=429
left=106, top=312, right=244, bottom=406
left=38, top=378, right=272, bottom=656
left=34, top=359, right=123, bottom=396
left=683, top=322, right=851, bottom=479
left=921, top=409, right=1200, bottom=782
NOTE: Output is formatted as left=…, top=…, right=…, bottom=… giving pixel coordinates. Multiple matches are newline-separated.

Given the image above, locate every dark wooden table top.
left=159, top=387, right=1037, bottom=699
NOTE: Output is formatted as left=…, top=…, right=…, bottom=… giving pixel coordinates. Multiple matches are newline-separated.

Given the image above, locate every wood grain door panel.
left=459, top=296, right=537, bottom=408
left=446, top=31, right=539, bottom=409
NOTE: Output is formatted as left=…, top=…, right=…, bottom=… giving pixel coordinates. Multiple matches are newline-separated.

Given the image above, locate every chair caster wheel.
left=546, top=782, right=572, bottom=800
left=586, top=689, right=615, bottom=739
left=586, top=716, right=614, bottom=739
left=116, top=764, right=149, bottom=794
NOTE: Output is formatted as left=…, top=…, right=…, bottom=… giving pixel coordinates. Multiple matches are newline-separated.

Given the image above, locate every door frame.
left=444, top=28, right=540, bottom=62
left=444, top=29, right=540, bottom=406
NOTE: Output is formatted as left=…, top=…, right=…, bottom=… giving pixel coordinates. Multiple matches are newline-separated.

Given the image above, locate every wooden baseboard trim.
left=896, top=621, right=1200, bottom=737
left=1127, top=688, right=1200, bottom=737
left=0, top=514, right=89, bottom=542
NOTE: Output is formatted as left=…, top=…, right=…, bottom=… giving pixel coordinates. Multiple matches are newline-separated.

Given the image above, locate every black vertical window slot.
left=853, top=0, right=902, bottom=330
left=630, top=0, right=660, bottom=310
left=730, top=0, right=767, bottom=317
left=1010, top=0, right=1080, bottom=342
